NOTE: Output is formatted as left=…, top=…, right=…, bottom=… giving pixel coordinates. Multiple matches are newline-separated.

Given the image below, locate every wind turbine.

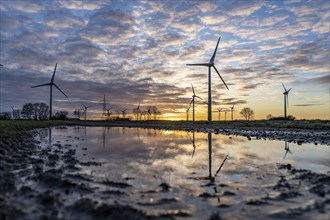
left=230, top=105, right=235, bottom=121
left=224, top=110, right=229, bottom=121
left=282, top=83, right=292, bottom=119
left=187, top=36, right=229, bottom=122
left=186, top=105, right=191, bottom=121
left=10, top=106, right=15, bottom=120
left=283, top=142, right=292, bottom=160
left=105, top=107, right=113, bottom=120
left=82, top=104, right=91, bottom=120
left=133, top=103, right=141, bottom=120
left=31, top=63, right=68, bottom=119
left=190, top=84, right=202, bottom=122
left=121, top=109, right=128, bottom=118
left=216, top=107, right=224, bottom=121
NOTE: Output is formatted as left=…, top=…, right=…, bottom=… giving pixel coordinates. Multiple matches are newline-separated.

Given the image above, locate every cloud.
left=294, top=104, right=324, bottom=107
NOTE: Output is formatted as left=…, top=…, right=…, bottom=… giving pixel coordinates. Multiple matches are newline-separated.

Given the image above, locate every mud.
left=0, top=126, right=329, bottom=220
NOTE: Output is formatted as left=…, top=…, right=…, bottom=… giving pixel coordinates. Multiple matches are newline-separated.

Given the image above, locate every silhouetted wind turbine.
left=31, top=63, right=68, bottom=119
left=224, top=110, right=229, bottom=121
left=230, top=105, right=235, bottom=121
left=133, top=103, right=141, bottom=120
left=106, top=107, right=113, bottom=120
left=186, top=105, right=191, bottom=121
left=283, top=142, right=292, bottom=160
left=187, top=36, right=229, bottom=122
left=10, top=106, right=15, bottom=120
left=82, top=104, right=91, bottom=120
left=282, top=83, right=292, bottom=119
left=121, top=109, right=128, bottom=118
left=190, top=84, right=202, bottom=122
left=216, top=107, right=224, bottom=121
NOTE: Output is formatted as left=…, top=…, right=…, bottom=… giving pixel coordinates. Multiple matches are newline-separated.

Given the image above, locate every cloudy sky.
left=0, top=0, right=329, bottom=120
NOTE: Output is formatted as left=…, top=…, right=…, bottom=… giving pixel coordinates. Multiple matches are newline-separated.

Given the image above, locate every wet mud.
left=0, top=127, right=329, bottom=220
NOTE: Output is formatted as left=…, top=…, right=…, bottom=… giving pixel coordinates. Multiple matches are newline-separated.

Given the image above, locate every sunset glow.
left=0, top=0, right=329, bottom=120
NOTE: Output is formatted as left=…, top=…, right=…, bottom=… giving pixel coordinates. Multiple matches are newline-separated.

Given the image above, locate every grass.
left=0, top=120, right=66, bottom=138
left=65, top=119, right=330, bottom=130
left=0, top=119, right=328, bottom=139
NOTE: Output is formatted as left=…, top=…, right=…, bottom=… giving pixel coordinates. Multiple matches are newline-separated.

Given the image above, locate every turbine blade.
left=210, top=36, right=221, bottom=64
left=82, top=103, right=86, bottom=108
left=191, top=83, right=195, bottom=95
left=213, top=66, right=229, bottom=90
left=281, top=83, right=287, bottom=92
left=287, top=88, right=292, bottom=93
left=51, top=63, right=57, bottom=82
left=190, top=99, right=193, bottom=105
left=186, top=63, right=209, bottom=66
left=53, top=83, right=68, bottom=98
left=196, top=96, right=202, bottom=100
left=31, top=83, right=51, bottom=88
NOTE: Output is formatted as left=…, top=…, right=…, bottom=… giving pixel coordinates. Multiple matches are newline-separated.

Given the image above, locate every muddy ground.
left=0, top=127, right=329, bottom=220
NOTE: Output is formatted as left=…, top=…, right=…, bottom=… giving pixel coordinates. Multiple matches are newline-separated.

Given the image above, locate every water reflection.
left=283, top=141, right=292, bottom=160
left=33, top=126, right=330, bottom=219
left=39, top=126, right=329, bottom=175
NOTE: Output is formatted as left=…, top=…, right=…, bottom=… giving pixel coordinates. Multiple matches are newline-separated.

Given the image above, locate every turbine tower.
left=190, top=84, right=202, bottom=122
left=282, top=83, right=292, bottom=119
left=133, top=103, right=141, bottom=120
left=121, top=109, right=128, bottom=118
left=105, top=107, right=113, bottom=120
left=186, top=106, right=191, bottom=121
left=216, top=107, right=224, bottom=121
left=230, top=105, right=235, bottom=121
left=31, top=63, right=68, bottom=119
left=82, top=104, right=91, bottom=120
left=187, top=36, right=229, bottom=122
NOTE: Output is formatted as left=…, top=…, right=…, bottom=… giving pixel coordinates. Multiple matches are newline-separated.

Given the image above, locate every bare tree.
left=266, top=114, right=273, bottom=120
left=21, top=103, right=34, bottom=119
left=240, top=107, right=254, bottom=120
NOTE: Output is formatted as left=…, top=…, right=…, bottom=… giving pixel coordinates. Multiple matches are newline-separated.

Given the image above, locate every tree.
left=12, top=109, right=21, bottom=119
left=266, top=114, right=273, bottom=120
left=21, top=103, right=34, bottom=119
left=54, top=111, right=68, bottom=120
left=240, top=107, right=254, bottom=120
left=0, top=112, right=11, bottom=120
left=73, top=109, right=82, bottom=119
left=38, top=103, right=49, bottom=120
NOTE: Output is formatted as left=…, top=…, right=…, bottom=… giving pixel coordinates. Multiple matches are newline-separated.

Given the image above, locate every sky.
left=0, top=0, right=329, bottom=120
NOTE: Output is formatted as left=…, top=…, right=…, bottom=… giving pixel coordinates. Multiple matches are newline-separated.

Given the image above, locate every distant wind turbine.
left=230, top=105, right=235, bottom=121
left=186, top=105, right=191, bottom=121
left=190, top=84, right=202, bottom=122
left=282, top=83, right=292, bottom=119
left=10, top=106, right=15, bottom=120
left=216, top=107, right=224, bottom=121
left=82, top=104, right=91, bottom=120
left=187, top=36, right=229, bottom=122
left=121, top=109, right=128, bottom=118
left=133, top=103, right=141, bottom=120
left=106, top=107, right=113, bottom=120
left=31, top=63, right=68, bottom=119
left=224, top=110, right=229, bottom=121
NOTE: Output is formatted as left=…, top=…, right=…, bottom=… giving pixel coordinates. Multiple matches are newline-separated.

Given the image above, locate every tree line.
left=0, top=103, right=68, bottom=120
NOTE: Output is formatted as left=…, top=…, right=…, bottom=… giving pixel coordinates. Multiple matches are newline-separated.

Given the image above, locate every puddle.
left=10, top=126, right=330, bottom=219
